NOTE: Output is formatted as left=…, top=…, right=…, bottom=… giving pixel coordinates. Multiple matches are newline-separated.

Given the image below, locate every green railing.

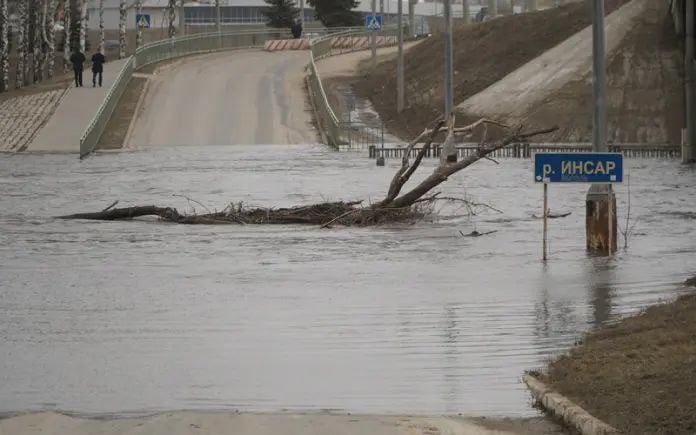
left=307, top=27, right=400, bottom=149
left=79, top=57, right=135, bottom=158
left=80, top=27, right=363, bottom=158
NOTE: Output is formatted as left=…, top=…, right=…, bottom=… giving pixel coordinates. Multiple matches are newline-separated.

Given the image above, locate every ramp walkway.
left=27, top=58, right=131, bottom=152
left=456, top=0, right=649, bottom=119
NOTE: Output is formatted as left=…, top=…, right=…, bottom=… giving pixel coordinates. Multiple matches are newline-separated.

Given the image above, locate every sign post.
left=534, top=152, right=623, bottom=260
left=543, top=182, right=548, bottom=261
left=136, top=14, right=151, bottom=29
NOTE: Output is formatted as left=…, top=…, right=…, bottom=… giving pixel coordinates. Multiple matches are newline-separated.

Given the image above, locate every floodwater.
left=1, top=145, right=694, bottom=418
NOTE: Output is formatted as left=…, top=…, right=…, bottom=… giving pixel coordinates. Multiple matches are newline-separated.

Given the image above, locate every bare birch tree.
left=63, top=0, right=71, bottom=70
left=168, top=0, right=176, bottom=38
left=45, top=0, right=56, bottom=78
left=15, top=0, right=27, bottom=87
left=119, top=0, right=126, bottom=58
left=136, top=0, right=143, bottom=48
left=30, top=0, right=42, bottom=83
left=0, top=0, right=8, bottom=91
left=79, top=0, right=87, bottom=53
left=99, top=0, right=104, bottom=53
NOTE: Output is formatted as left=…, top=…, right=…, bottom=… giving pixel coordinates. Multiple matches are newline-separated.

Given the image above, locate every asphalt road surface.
left=127, top=50, right=317, bottom=147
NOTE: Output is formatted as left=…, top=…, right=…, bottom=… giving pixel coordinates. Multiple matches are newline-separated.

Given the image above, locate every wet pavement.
left=1, top=145, right=694, bottom=417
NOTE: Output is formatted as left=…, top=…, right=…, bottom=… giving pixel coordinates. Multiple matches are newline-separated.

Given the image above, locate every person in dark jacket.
left=69, top=49, right=86, bottom=87
left=290, top=20, right=302, bottom=39
left=91, top=50, right=106, bottom=87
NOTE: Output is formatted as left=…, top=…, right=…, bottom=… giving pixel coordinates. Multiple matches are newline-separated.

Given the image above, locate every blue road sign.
left=365, top=15, right=383, bottom=31
left=534, top=153, right=623, bottom=183
left=136, top=14, right=151, bottom=29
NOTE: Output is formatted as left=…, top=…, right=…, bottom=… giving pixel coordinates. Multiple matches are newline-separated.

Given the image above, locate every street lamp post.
left=685, top=0, right=695, bottom=163
left=586, top=0, right=616, bottom=255
left=443, top=0, right=456, bottom=162
left=397, top=0, right=404, bottom=112
left=371, top=0, right=376, bottom=69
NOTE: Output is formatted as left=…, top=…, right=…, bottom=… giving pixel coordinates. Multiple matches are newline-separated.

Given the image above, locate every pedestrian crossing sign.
left=365, top=15, right=382, bottom=31
left=136, top=14, right=151, bottom=29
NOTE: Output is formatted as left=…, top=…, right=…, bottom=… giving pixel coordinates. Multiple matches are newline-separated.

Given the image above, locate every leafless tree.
left=32, top=0, right=43, bottom=83
left=136, top=0, right=143, bottom=47
left=15, top=0, right=27, bottom=88
left=79, top=0, right=87, bottom=53
left=168, top=0, right=176, bottom=38
left=99, top=0, right=104, bottom=54
left=63, top=0, right=71, bottom=70
left=60, top=117, right=557, bottom=226
left=44, top=0, right=57, bottom=78
left=0, top=0, right=8, bottom=91
left=119, top=0, right=126, bottom=58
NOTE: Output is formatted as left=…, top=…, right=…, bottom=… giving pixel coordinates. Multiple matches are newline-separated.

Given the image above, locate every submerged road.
left=127, top=50, right=316, bottom=147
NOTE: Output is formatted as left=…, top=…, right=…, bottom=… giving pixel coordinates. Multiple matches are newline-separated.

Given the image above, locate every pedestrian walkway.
left=27, top=58, right=131, bottom=152
left=0, top=89, right=67, bottom=152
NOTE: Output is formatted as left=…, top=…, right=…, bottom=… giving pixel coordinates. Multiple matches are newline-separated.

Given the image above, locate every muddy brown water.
left=1, top=145, right=694, bottom=418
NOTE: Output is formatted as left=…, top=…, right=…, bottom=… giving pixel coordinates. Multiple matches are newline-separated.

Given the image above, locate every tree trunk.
left=15, top=0, right=27, bottom=88
left=45, top=0, right=56, bottom=78
left=99, top=0, right=104, bottom=54
left=382, top=121, right=557, bottom=209
left=119, top=0, right=126, bottom=58
left=69, top=0, right=80, bottom=55
left=0, top=0, right=8, bottom=91
left=168, top=0, right=176, bottom=38
left=136, top=0, right=143, bottom=48
left=63, top=0, right=71, bottom=70
left=79, top=0, right=86, bottom=53
left=31, top=0, right=42, bottom=83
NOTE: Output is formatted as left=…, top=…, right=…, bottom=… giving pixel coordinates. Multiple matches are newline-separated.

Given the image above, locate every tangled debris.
left=60, top=117, right=556, bottom=227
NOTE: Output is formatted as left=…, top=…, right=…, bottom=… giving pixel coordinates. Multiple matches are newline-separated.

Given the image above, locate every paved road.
left=28, top=58, right=131, bottom=152
left=0, top=412, right=564, bottom=435
left=127, top=50, right=317, bottom=147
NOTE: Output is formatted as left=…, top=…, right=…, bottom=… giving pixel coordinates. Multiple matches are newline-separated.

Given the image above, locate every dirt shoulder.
left=541, top=288, right=696, bottom=434
left=348, top=0, right=630, bottom=140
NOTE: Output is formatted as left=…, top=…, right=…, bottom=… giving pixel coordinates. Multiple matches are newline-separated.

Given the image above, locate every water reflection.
left=585, top=258, right=616, bottom=326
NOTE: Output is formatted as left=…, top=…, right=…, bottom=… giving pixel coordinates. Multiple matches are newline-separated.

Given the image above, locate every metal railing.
left=133, top=29, right=288, bottom=69
left=80, top=27, right=363, bottom=158
left=79, top=58, right=136, bottom=158
left=368, top=143, right=682, bottom=160
left=307, top=27, right=400, bottom=149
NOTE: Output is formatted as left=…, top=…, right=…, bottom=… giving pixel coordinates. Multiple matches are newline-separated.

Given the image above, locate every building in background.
left=87, top=0, right=482, bottom=31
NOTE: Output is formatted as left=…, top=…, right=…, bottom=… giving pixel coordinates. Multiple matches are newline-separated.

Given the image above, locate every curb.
left=523, top=374, right=620, bottom=435
left=122, top=75, right=152, bottom=149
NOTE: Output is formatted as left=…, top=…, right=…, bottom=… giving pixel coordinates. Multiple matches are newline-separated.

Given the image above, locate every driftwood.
left=533, top=211, right=572, bottom=219
left=459, top=230, right=498, bottom=237
left=59, top=117, right=557, bottom=227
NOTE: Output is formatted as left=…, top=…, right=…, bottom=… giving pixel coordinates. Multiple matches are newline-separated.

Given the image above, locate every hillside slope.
left=350, top=0, right=676, bottom=142
left=503, top=0, right=683, bottom=144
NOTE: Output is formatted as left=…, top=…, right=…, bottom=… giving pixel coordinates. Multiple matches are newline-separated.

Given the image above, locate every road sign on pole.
left=534, top=153, right=623, bottom=183
left=534, top=152, right=623, bottom=260
left=366, top=15, right=383, bottom=31
left=136, top=14, right=151, bottom=29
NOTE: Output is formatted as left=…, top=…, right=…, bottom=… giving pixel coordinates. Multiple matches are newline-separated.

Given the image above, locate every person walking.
left=91, top=49, right=106, bottom=87
left=69, top=49, right=86, bottom=87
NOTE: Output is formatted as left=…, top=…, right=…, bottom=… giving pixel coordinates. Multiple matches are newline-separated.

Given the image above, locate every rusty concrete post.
left=587, top=0, right=616, bottom=256
left=586, top=184, right=617, bottom=254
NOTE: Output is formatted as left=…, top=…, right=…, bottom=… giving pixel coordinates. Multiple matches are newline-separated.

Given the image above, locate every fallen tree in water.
left=60, top=117, right=556, bottom=226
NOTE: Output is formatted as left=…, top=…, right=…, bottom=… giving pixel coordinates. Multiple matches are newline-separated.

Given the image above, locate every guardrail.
left=80, top=27, right=363, bottom=158
left=368, top=143, right=682, bottom=159
left=79, top=57, right=135, bottom=158
left=307, top=27, right=400, bottom=149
